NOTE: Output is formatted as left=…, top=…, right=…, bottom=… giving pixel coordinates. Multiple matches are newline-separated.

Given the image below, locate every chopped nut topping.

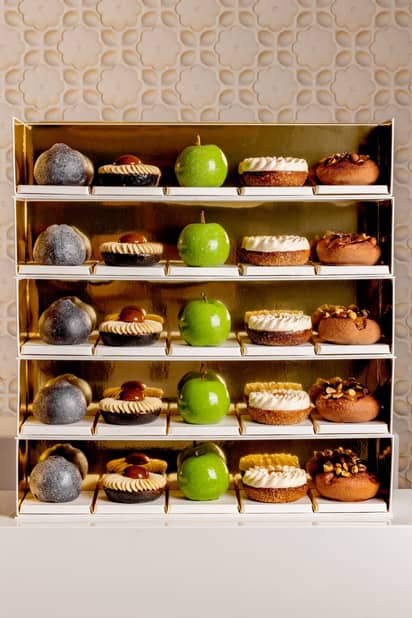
left=309, top=447, right=371, bottom=479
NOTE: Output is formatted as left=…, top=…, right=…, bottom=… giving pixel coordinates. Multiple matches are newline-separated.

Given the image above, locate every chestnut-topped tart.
left=99, top=380, right=164, bottom=425
left=103, top=452, right=168, bottom=503
left=98, top=305, right=164, bottom=346
left=97, top=154, right=161, bottom=186
left=100, top=232, right=164, bottom=267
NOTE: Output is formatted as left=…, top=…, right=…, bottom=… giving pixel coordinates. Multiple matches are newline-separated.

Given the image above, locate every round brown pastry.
left=316, top=231, right=381, bottom=265
left=98, top=154, right=161, bottom=186
left=239, top=156, right=308, bottom=186
left=310, top=377, right=380, bottom=423
left=312, top=304, right=381, bottom=345
left=307, top=447, right=380, bottom=502
left=99, top=380, right=163, bottom=425
left=239, top=235, right=310, bottom=266
left=245, top=309, right=312, bottom=346
left=244, top=381, right=312, bottom=425
left=100, top=232, right=163, bottom=267
left=99, top=305, right=163, bottom=346
left=315, top=152, right=380, bottom=185
left=103, top=453, right=167, bottom=503
left=240, top=454, right=308, bottom=503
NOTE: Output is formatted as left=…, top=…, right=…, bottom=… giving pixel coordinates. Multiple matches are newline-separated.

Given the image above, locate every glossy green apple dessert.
left=177, top=443, right=230, bottom=501
left=178, top=294, right=231, bottom=346
left=174, top=135, right=228, bottom=187
left=177, top=210, right=230, bottom=267
left=177, top=365, right=230, bottom=424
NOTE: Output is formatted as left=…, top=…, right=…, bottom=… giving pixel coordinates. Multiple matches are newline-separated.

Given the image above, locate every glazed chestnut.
left=125, top=452, right=150, bottom=465
left=118, top=381, right=145, bottom=401
left=125, top=465, right=149, bottom=479
left=119, top=233, right=148, bottom=244
left=114, top=154, right=141, bottom=166
left=118, top=306, right=146, bottom=323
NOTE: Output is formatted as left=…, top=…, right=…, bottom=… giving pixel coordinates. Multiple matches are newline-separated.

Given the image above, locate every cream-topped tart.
left=244, top=381, right=312, bottom=425
left=103, top=452, right=167, bottom=503
left=242, top=464, right=308, bottom=503
left=239, top=156, right=308, bottom=186
left=98, top=154, right=161, bottom=186
left=99, top=305, right=164, bottom=346
left=100, top=232, right=163, bottom=267
left=244, top=309, right=312, bottom=346
left=240, top=235, right=310, bottom=266
left=99, top=381, right=163, bottom=425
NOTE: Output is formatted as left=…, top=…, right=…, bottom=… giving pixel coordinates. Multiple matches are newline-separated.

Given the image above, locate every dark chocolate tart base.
left=101, top=253, right=162, bottom=267
left=101, top=409, right=161, bottom=425
left=104, top=487, right=164, bottom=504
left=99, top=332, right=161, bottom=346
left=240, top=171, right=308, bottom=187
left=246, top=327, right=312, bottom=346
left=98, top=173, right=160, bottom=187
left=239, top=248, right=310, bottom=266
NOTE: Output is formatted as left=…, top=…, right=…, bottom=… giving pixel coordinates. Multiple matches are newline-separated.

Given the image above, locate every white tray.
left=239, top=186, right=313, bottom=197
left=167, top=490, right=239, bottom=514
left=165, top=187, right=238, bottom=196
left=93, top=263, right=166, bottom=277
left=18, top=264, right=93, bottom=276
left=94, top=413, right=167, bottom=436
left=167, top=263, right=240, bottom=278
left=312, top=493, right=387, bottom=513
left=169, top=333, right=241, bottom=358
left=316, top=265, right=390, bottom=276
left=168, top=414, right=240, bottom=437
left=239, top=334, right=315, bottom=357
left=20, top=415, right=95, bottom=437
left=314, top=184, right=389, bottom=195
left=312, top=414, right=389, bottom=435
left=94, top=335, right=167, bottom=357
left=315, top=342, right=391, bottom=356
left=92, top=186, right=164, bottom=197
left=240, top=414, right=314, bottom=436
left=17, top=185, right=91, bottom=195
left=240, top=264, right=316, bottom=277
left=21, top=337, right=96, bottom=356
left=93, top=489, right=166, bottom=514
left=239, top=491, right=313, bottom=514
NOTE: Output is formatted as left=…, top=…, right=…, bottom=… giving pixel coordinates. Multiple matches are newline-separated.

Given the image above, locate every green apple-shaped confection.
left=175, top=135, right=228, bottom=187
left=178, top=294, right=231, bottom=346
left=177, top=210, right=230, bottom=267
left=177, top=442, right=230, bottom=501
left=177, top=366, right=230, bottom=424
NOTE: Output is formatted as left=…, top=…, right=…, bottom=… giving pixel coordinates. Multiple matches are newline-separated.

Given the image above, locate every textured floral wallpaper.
left=0, top=0, right=410, bottom=485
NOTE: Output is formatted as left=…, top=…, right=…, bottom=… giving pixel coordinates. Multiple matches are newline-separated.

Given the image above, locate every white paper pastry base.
left=239, top=186, right=313, bottom=197
left=168, top=414, right=240, bottom=436
left=240, top=264, right=316, bottom=277
left=316, top=265, right=390, bottom=276
left=312, top=493, right=387, bottom=513
left=240, top=415, right=314, bottom=436
left=169, top=334, right=241, bottom=358
left=18, top=264, right=93, bottom=276
left=166, top=187, right=238, bottom=197
left=17, top=185, right=91, bottom=195
left=94, top=490, right=166, bottom=514
left=93, top=263, right=166, bottom=277
left=20, top=415, right=95, bottom=437
left=315, top=342, right=391, bottom=356
left=239, top=335, right=315, bottom=357
left=20, top=337, right=96, bottom=356
left=94, top=336, right=167, bottom=357
left=167, top=263, right=240, bottom=278
left=239, top=491, right=313, bottom=514
left=94, top=413, right=167, bottom=436
left=167, top=490, right=239, bottom=514
left=91, top=186, right=164, bottom=197
left=314, top=185, right=389, bottom=195
left=312, top=414, right=389, bottom=435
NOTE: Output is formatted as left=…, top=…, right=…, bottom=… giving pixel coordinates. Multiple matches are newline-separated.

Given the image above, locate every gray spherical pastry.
left=39, top=443, right=88, bottom=479
left=33, top=224, right=91, bottom=266
left=34, top=143, right=94, bottom=186
left=29, top=456, right=83, bottom=503
left=38, top=296, right=96, bottom=345
left=32, top=374, right=91, bottom=425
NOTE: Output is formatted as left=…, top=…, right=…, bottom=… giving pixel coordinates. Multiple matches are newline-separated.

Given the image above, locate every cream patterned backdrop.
left=0, top=0, right=410, bottom=484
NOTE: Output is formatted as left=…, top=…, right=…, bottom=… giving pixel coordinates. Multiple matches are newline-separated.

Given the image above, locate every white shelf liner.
left=94, top=412, right=167, bottom=436
left=19, top=474, right=99, bottom=514
left=312, top=493, right=387, bottom=513
left=169, top=333, right=241, bottom=358
left=20, top=415, right=95, bottom=437
left=239, top=334, right=316, bottom=357
left=21, top=336, right=96, bottom=356
left=17, top=184, right=91, bottom=195
left=239, top=491, right=313, bottom=514
left=167, top=490, right=239, bottom=514
left=167, top=263, right=240, bottom=278
left=312, top=414, right=389, bottom=435
left=239, top=186, right=314, bottom=197
left=316, top=265, right=390, bottom=276
left=314, top=184, right=389, bottom=195
left=165, top=186, right=238, bottom=196
left=94, top=334, right=167, bottom=357
left=315, top=342, right=391, bottom=356
left=91, top=186, right=164, bottom=197
left=93, top=263, right=166, bottom=277
left=94, top=489, right=166, bottom=514
left=18, top=263, right=93, bottom=276
left=240, top=414, right=314, bottom=436
left=168, top=414, right=240, bottom=437
left=240, top=264, right=316, bottom=277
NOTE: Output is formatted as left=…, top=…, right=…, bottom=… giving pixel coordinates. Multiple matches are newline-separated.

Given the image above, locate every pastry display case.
left=13, top=119, right=396, bottom=519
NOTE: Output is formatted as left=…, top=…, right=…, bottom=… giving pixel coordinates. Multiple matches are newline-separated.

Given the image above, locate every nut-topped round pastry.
left=239, top=156, right=308, bottom=186
left=98, top=305, right=164, bottom=346
left=310, top=377, right=380, bottom=423
left=240, top=235, right=310, bottom=266
left=312, top=304, right=381, bottom=345
left=240, top=452, right=308, bottom=503
left=316, top=231, right=381, bottom=265
left=244, top=381, right=312, bottom=425
left=100, top=232, right=164, bottom=267
left=103, top=452, right=167, bottom=503
left=315, top=152, right=380, bottom=185
left=99, top=380, right=163, bottom=425
left=98, top=154, right=161, bottom=186
left=245, top=309, right=312, bottom=346
left=307, top=447, right=380, bottom=502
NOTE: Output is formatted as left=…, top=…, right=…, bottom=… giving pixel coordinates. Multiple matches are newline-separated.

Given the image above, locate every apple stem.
left=201, top=292, right=208, bottom=303
left=195, top=134, right=201, bottom=146
left=200, top=209, right=206, bottom=224
left=200, top=363, right=207, bottom=380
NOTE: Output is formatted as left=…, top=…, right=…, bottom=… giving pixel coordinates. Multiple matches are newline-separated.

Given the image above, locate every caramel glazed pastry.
left=244, top=381, right=312, bottom=425
left=240, top=235, right=310, bottom=266
left=315, top=152, right=380, bottom=185
left=97, top=154, right=161, bottom=186
left=100, top=232, right=164, bottom=267
left=245, top=310, right=312, bottom=346
left=316, top=231, right=381, bottom=266
left=99, top=305, right=163, bottom=346
left=239, top=453, right=308, bottom=504
left=312, top=304, right=381, bottom=345
left=306, top=447, right=380, bottom=502
left=310, top=377, right=380, bottom=423
left=99, top=380, right=163, bottom=425
left=239, top=156, right=308, bottom=187
left=103, top=452, right=167, bottom=503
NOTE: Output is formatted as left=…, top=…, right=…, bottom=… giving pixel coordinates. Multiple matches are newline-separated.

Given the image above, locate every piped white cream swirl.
left=248, top=389, right=311, bottom=411
left=239, top=157, right=308, bottom=174
left=103, top=472, right=166, bottom=493
left=241, top=235, right=309, bottom=253
left=243, top=465, right=308, bottom=489
left=246, top=311, right=312, bottom=333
